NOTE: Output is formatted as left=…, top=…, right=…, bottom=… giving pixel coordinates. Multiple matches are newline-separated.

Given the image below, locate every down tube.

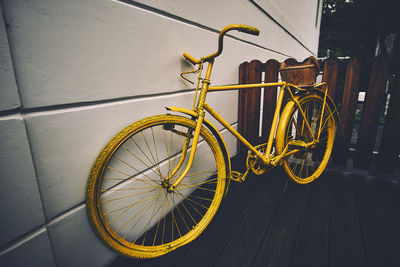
left=203, top=102, right=266, bottom=162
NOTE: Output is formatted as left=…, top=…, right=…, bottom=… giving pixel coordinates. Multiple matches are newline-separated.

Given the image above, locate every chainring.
left=246, top=143, right=272, bottom=175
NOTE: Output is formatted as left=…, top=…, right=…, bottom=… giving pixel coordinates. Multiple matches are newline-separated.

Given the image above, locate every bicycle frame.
left=167, top=58, right=332, bottom=190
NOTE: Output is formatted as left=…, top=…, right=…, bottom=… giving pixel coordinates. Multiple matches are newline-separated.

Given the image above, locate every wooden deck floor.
left=109, top=158, right=400, bottom=267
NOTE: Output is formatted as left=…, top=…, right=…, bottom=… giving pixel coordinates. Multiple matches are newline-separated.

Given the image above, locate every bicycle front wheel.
left=86, top=115, right=226, bottom=258
left=276, top=94, right=336, bottom=184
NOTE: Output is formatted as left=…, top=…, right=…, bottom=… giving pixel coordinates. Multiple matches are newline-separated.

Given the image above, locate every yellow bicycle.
left=86, top=24, right=338, bottom=259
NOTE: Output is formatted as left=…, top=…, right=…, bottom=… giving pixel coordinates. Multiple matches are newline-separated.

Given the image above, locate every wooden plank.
left=354, top=56, right=390, bottom=169
left=333, top=58, right=360, bottom=165
left=329, top=172, right=367, bottom=267
left=353, top=174, right=400, bottom=266
left=252, top=180, right=309, bottom=267
left=376, top=181, right=400, bottom=247
left=213, top=169, right=288, bottom=267
left=261, top=59, right=279, bottom=140
left=377, top=60, right=400, bottom=173
left=238, top=62, right=249, bottom=153
left=246, top=60, right=262, bottom=146
left=238, top=60, right=262, bottom=151
left=322, top=57, right=339, bottom=99
left=290, top=174, right=330, bottom=267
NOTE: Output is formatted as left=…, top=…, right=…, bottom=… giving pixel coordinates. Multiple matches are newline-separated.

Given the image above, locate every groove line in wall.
left=0, top=87, right=197, bottom=117
left=0, top=227, right=47, bottom=256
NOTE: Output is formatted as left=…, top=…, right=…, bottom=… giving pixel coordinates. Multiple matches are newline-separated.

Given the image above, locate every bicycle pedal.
left=230, top=170, right=249, bottom=183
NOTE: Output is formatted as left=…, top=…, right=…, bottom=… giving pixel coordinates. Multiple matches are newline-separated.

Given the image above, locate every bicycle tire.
left=86, top=114, right=226, bottom=258
left=276, top=94, right=336, bottom=184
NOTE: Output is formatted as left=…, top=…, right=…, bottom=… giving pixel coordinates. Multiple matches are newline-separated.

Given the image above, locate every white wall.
left=0, top=0, right=322, bottom=266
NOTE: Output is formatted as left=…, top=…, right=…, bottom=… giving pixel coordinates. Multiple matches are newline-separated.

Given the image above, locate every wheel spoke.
left=177, top=177, right=219, bottom=190
left=108, top=156, right=160, bottom=186
left=141, top=131, right=163, bottom=178
left=121, top=143, right=163, bottom=181
left=102, top=189, right=156, bottom=206
left=152, top=193, right=168, bottom=246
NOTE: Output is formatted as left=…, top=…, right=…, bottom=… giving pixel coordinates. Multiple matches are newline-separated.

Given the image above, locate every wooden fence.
left=238, top=56, right=400, bottom=173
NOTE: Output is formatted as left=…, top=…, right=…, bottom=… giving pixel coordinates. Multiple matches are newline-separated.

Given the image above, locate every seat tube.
left=264, top=84, right=286, bottom=158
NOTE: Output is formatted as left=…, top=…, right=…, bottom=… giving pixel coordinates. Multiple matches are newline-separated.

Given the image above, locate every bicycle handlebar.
left=183, top=24, right=260, bottom=65
left=237, top=25, right=260, bottom=36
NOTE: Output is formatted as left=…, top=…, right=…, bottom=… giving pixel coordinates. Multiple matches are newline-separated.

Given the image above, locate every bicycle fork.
left=163, top=60, right=214, bottom=191
left=162, top=115, right=205, bottom=191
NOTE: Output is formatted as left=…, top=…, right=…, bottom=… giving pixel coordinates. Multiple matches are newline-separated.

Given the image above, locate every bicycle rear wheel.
left=86, top=115, right=226, bottom=258
left=276, top=94, right=336, bottom=184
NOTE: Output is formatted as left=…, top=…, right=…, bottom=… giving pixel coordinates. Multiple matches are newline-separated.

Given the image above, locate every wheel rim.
left=89, top=116, right=225, bottom=257
left=284, top=97, right=335, bottom=182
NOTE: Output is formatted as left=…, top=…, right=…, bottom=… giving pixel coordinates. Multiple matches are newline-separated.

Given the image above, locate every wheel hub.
left=161, top=180, right=174, bottom=192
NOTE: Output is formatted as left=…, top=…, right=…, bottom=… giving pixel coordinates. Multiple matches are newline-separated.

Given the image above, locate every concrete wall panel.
left=0, top=3, right=20, bottom=111
left=133, top=0, right=320, bottom=54
left=0, top=116, right=45, bottom=247
left=3, top=0, right=303, bottom=109
left=253, top=0, right=322, bottom=52
left=47, top=206, right=116, bottom=267
left=0, top=229, right=55, bottom=267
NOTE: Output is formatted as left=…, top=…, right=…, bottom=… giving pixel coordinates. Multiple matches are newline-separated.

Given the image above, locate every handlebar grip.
left=183, top=52, right=200, bottom=65
left=238, top=25, right=260, bottom=36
